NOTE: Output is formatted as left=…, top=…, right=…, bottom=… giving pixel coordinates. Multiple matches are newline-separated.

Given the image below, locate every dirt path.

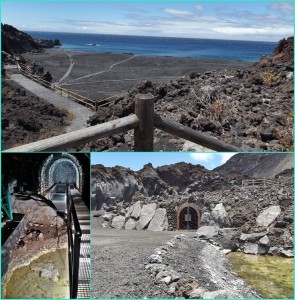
left=10, top=74, right=94, bottom=133
left=58, top=53, right=74, bottom=83
left=71, top=54, right=136, bottom=82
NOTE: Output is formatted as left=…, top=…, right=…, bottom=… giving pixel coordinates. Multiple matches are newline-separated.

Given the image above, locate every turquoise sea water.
left=27, top=31, right=277, bottom=62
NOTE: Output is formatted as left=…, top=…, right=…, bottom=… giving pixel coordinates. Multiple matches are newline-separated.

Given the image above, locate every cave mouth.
left=177, top=204, right=200, bottom=230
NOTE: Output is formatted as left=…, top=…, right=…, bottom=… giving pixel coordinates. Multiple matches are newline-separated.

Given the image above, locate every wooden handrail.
left=154, top=113, right=239, bottom=151
left=4, top=114, right=140, bottom=152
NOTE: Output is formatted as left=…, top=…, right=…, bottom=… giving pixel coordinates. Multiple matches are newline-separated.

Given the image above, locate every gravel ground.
left=23, top=50, right=251, bottom=101
left=91, top=221, right=259, bottom=298
left=10, top=73, right=94, bottom=132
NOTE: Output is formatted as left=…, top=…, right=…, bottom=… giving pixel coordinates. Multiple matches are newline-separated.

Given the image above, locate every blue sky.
left=91, top=152, right=237, bottom=170
left=1, top=1, right=294, bottom=41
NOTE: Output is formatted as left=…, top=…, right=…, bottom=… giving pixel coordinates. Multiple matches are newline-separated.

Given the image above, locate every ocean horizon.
left=27, top=31, right=277, bottom=62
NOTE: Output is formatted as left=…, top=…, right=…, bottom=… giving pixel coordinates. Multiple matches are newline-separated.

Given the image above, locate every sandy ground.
left=23, top=49, right=251, bottom=101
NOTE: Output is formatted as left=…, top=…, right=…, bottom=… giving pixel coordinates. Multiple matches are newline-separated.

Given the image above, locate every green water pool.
left=228, top=252, right=294, bottom=299
left=3, top=248, right=69, bottom=299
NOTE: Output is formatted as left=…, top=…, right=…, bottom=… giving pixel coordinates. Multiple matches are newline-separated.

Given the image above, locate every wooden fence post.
left=134, top=94, right=154, bottom=151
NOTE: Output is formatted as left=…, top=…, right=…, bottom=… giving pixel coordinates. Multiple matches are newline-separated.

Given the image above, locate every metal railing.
left=66, top=184, right=82, bottom=299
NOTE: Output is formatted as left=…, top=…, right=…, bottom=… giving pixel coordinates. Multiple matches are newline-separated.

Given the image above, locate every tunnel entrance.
left=176, top=204, right=200, bottom=230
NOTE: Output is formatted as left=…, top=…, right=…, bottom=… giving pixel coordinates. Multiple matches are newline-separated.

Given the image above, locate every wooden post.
left=134, top=94, right=154, bottom=151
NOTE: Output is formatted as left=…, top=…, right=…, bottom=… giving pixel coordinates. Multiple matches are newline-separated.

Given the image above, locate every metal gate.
left=179, top=207, right=198, bottom=230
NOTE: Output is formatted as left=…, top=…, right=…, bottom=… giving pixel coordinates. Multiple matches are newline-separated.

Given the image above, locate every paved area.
left=10, top=74, right=94, bottom=133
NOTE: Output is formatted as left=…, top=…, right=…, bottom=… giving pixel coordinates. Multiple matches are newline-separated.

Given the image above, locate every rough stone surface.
left=203, top=290, right=233, bottom=299
left=211, top=203, right=228, bottom=227
left=148, top=208, right=167, bottom=231
left=256, top=205, right=281, bottom=227
left=136, top=203, right=157, bottom=230
left=13, top=199, right=63, bottom=228
left=111, top=216, right=125, bottom=229
left=240, top=232, right=268, bottom=242
left=258, top=235, right=270, bottom=246
left=195, top=226, right=219, bottom=239
left=124, top=218, right=137, bottom=230
left=102, top=212, right=115, bottom=221
left=131, top=201, right=141, bottom=219
left=244, top=244, right=268, bottom=254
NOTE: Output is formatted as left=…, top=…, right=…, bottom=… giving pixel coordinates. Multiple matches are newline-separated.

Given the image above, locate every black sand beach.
left=23, top=50, right=251, bottom=101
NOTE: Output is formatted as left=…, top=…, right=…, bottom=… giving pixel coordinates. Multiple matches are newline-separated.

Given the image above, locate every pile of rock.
left=195, top=204, right=293, bottom=257
left=94, top=200, right=169, bottom=231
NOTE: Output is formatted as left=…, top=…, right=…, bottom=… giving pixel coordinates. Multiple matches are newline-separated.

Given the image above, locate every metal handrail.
left=66, top=184, right=82, bottom=299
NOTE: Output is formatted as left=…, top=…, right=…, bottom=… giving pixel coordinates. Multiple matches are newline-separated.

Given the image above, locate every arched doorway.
left=176, top=203, right=200, bottom=230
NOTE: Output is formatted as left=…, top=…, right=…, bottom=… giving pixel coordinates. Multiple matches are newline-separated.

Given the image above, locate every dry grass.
left=262, top=68, right=281, bottom=85
left=39, top=128, right=60, bottom=140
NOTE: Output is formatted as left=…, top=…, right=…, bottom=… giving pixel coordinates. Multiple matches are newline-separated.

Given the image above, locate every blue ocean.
left=27, top=31, right=277, bottom=62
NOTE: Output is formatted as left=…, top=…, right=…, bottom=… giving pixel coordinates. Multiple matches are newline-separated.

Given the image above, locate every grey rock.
left=145, top=263, right=168, bottom=273
left=240, top=232, right=268, bottom=242
left=148, top=208, right=167, bottom=231
left=125, top=204, right=134, bottom=218
left=30, top=263, right=59, bottom=282
left=102, top=212, right=115, bottom=221
left=268, top=247, right=279, bottom=255
left=244, top=244, right=268, bottom=254
left=131, top=200, right=141, bottom=219
left=218, top=228, right=241, bottom=250
left=111, top=215, right=125, bottom=229
left=211, top=203, right=228, bottom=227
left=256, top=205, right=281, bottom=227
left=93, top=210, right=104, bottom=217
left=125, top=218, right=137, bottom=230
left=149, top=254, right=163, bottom=263
left=136, top=203, right=157, bottom=230
left=258, top=235, right=269, bottom=246
left=188, top=287, right=208, bottom=298
left=203, top=290, right=233, bottom=299
left=200, top=212, right=211, bottom=226
left=195, top=226, right=219, bottom=239
left=280, top=249, right=294, bottom=257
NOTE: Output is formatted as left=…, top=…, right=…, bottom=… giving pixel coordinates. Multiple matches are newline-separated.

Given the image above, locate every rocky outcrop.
left=2, top=23, right=61, bottom=55
left=272, top=36, right=294, bottom=64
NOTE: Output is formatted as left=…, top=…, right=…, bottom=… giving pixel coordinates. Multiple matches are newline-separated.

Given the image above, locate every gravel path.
left=92, top=225, right=195, bottom=298
left=92, top=224, right=259, bottom=298
left=10, top=74, right=94, bottom=133
left=58, top=53, right=74, bottom=83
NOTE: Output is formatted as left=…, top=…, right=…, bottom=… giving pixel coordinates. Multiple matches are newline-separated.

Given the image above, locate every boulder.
left=102, top=212, right=115, bottom=221
left=258, top=235, right=270, bottom=246
left=125, top=204, right=134, bottom=218
left=148, top=208, right=167, bottom=231
left=218, top=228, right=241, bottom=250
left=280, top=249, right=294, bottom=258
left=256, top=205, right=281, bottom=227
left=211, top=203, right=227, bottom=227
left=136, top=203, right=157, bottom=230
left=200, top=212, right=211, bottom=226
left=195, top=226, right=219, bottom=239
left=240, top=232, right=268, bottom=242
left=13, top=199, right=63, bottom=228
left=125, top=218, right=137, bottom=230
left=188, top=287, right=208, bottom=298
left=244, top=244, right=268, bottom=254
left=111, top=216, right=125, bottom=229
left=130, top=200, right=141, bottom=219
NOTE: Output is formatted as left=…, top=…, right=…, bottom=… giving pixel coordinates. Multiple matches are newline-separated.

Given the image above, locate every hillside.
left=214, top=153, right=293, bottom=179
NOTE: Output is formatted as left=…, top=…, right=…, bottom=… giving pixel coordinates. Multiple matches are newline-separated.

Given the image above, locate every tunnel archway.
left=39, top=153, right=83, bottom=193
left=176, top=203, right=201, bottom=230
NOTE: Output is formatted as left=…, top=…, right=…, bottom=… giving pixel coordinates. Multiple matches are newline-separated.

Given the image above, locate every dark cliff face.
left=1, top=23, right=61, bottom=55
left=2, top=23, right=40, bottom=54
left=214, top=153, right=293, bottom=179
left=272, top=36, right=294, bottom=64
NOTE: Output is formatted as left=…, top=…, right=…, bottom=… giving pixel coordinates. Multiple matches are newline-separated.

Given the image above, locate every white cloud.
left=220, top=153, right=237, bottom=164
left=164, top=8, right=193, bottom=16
left=195, top=5, right=203, bottom=12
left=190, top=153, right=215, bottom=162
left=269, top=2, right=294, bottom=15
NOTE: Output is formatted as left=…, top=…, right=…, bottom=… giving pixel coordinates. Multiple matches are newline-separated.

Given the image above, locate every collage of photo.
left=1, top=0, right=294, bottom=299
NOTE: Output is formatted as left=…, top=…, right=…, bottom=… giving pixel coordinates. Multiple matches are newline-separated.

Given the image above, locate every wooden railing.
left=4, top=94, right=239, bottom=152
left=242, top=176, right=293, bottom=187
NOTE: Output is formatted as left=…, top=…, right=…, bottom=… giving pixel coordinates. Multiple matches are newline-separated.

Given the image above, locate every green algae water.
left=3, top=248, right=69, bottom=298
left=228, top=253, right=294, bottom=298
